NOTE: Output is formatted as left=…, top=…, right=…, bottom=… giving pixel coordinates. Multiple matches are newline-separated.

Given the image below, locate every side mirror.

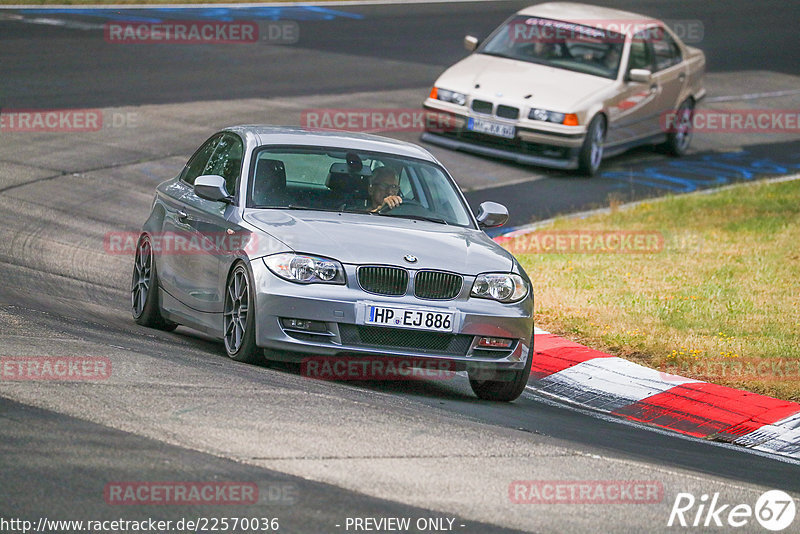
left=194, top=174, right=232, bottom=203
left=464, top=35, right=479, bottom=52
left=628, top=68, right=652, bottom=83
left=476, top=201, right=509, bottom=229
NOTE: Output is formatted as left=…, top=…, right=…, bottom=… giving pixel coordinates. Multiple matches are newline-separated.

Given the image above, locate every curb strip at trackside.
left=524, top=329, right=800, bottom=459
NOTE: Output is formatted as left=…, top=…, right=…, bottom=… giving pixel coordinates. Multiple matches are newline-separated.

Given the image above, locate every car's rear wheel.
left=577, top=115, right=606, bottom=177
left=664, top=98, right=694, bottom=156
left=223, top=262, right=261, bottom=364
left=131, top=234, right=178, bottom=331
left=468, top=335, right=533, bottom=402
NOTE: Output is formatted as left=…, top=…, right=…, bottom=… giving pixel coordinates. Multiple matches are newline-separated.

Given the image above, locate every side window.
left=651, top=28, right=682, bottom=71
left=627, top=31, right=654, bottom=72
left=182, top=135, right=220, bottom=186
left=203, top=133, right=243, bottom=196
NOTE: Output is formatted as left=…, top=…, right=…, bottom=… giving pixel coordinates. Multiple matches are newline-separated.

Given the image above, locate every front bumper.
left=423, top=103, right=586, bottom=170
left=250, top=260, right=534, bottom=371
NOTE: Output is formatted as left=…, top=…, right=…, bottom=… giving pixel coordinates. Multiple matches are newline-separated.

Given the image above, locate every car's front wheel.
left=131, top=234, right=178, bottom=331
left=577, top=115, right=606, bottom=177
left=664, top=98, right=694, bottom=156
left=468, top=336, right=533, bottom=402
left=223, top=262, right=261, bottom=364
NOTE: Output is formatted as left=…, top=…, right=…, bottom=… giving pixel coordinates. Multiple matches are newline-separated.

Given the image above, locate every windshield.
left=248, top=146, right=475, bottom=227
left=479, top=15, right=625, bottom=79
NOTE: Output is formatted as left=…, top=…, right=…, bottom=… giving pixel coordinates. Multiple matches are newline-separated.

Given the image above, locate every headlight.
left=471, top=273, right=528, bottom=303
left=528, top=109, right=578, bottom=126
left=432, top=87, right=467, bottom=106
left=264, top=253, right=345, bottom=284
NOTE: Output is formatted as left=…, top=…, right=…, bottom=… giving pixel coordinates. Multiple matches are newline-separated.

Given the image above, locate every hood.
left=436, top=53, right=615, bottom=111
left=244, top=210, right=514, bottom=275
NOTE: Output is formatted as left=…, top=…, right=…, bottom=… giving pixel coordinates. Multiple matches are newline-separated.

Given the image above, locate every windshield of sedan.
left=479, top=16, right=625, bottom=79
left=248, top=147, right=475, bottom=227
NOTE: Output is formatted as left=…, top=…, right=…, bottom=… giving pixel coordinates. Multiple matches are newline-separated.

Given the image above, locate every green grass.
left=510, top=178, right=800, bottom=401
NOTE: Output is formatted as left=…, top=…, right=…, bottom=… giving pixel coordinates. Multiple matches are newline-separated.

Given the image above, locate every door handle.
left=678, top=73, right=686, bottom=82
left=177, top=210, right=189, bottom=220
left=649, top=84, right=659, bottom=93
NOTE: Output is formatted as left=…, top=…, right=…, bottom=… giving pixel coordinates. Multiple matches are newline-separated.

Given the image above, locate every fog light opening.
left=281, top=318, right=328, bottom=333
left=477, top=337, right=513, bottom=349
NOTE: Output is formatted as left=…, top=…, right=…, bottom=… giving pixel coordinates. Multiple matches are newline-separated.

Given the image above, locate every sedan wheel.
left=223, top=263, right=260, bottom=363
left=131, top=235, right=178, bottom=331
left=468, top=332, right=533, bottom=402
left=578, top=115, right=606, bottom=177
left=665, top=99, right=694, bottom=156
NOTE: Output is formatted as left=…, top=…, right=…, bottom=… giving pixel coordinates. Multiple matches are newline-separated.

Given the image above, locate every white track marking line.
left=706, top=88, right=800, bottom=103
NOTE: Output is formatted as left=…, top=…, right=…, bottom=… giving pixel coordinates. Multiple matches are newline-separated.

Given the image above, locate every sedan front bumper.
left=250, top=260, right=534, bottom=371
left=422, top=104, right=586, bottom=170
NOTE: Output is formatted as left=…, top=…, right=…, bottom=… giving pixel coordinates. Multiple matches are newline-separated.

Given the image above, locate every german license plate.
left=467, top=117, right=515, bottom=139
left=365, top=305, right=454, bottom=332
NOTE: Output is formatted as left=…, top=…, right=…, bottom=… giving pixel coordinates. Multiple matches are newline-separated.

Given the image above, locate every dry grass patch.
left=513, top=179, right=800, bottom=401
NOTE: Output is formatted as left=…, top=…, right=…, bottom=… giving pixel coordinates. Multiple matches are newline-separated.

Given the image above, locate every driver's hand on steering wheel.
left=372, top=195, right=403, bottom=212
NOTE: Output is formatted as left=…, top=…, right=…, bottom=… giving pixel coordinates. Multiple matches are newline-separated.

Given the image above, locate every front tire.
left=468, top=334, right=534, bottom=402
left=577, top=115, right=606, bottom=177
left=223, top=262, right=261, bottom=364
left=131, top=234, right=178, bottom=331
left=664, top=98, right=694, bottom=156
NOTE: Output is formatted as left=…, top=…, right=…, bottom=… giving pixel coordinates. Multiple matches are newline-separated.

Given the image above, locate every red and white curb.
left=527, top=328, right=800, bottom=460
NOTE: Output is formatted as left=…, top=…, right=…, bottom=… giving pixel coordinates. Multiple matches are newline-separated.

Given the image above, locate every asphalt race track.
left=1, top=1, right=800, bottom=532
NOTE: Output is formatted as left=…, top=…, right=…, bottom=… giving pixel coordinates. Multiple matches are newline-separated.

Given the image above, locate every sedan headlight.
left=528, top=109, right=578, bottom=126
left=264, top=253, right=345, bottom=284
left=471, top=273, right=528, bottom=303
left=431, top=87, right=467, bottom=106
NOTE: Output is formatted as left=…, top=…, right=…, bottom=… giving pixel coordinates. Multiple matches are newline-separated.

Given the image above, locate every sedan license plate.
left=467, top=117, right=515, bottom=139
left=366, top=305, right=453, bottom=333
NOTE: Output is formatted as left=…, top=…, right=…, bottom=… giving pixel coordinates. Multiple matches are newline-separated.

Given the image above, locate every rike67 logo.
left=668, top=490, right=796, bottom=531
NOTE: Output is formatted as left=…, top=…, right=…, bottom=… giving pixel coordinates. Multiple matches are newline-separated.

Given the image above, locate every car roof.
left=224, top=125, right=439, bottom=163
left=517, top=2, right=662, bottom=34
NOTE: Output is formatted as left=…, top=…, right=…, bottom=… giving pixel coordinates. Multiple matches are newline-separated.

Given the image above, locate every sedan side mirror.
left=464, top=35, right=479, bottom=52
left=628, top=68, right=652, bottom=83
left=476, top=201, right=509, bottom=229
left=194, top=174, right=233, bottom=203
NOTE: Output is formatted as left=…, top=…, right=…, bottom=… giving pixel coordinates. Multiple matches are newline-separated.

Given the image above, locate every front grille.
left=414, top=270, right=462, bottom=300
left=339, top=325, right=472, bottom=356
left=471, top=99, right=493, bottom=114
left=496, top=105, right=520, bottom=120
left=357, top=266, right=408, bottom=296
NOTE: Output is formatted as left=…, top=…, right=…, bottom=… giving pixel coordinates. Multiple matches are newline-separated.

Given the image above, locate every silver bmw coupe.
left=132, top=126, right=534, bottom=401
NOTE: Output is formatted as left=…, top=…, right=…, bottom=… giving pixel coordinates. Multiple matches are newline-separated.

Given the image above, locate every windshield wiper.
left=380, top=213, right=449, bottom=225
left=282, top=205, right=335, bottom=212
left=480, top=51, right=514, bottom=60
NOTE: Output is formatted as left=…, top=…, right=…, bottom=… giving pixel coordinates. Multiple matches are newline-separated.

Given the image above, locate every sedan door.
left=158, top=134, right=221, bottom=307
left=167, top=133, right=245, bottom=316
left=605, top=30, right=662, bottom=145
left=648, top=27, right=690, bottom=127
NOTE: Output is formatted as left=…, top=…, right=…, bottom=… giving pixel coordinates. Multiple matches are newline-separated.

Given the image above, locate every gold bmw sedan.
left=422, top=2, right=706, bottom=176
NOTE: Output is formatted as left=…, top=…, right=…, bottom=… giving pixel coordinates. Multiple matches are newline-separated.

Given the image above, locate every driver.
left=368, top=167, right=403, bottom=212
